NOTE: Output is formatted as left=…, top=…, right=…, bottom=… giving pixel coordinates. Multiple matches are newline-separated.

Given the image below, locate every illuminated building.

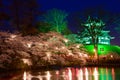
left=83, top=30, right=114, bottom=45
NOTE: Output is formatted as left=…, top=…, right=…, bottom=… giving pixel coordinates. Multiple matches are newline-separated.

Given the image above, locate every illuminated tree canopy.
left=81, top=16, right=105, bottom=58
left=43, top=9, right=68, bottom=34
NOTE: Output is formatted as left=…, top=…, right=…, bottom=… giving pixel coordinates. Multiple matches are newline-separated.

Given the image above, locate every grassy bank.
left=84, top=44, right=120, bottom=55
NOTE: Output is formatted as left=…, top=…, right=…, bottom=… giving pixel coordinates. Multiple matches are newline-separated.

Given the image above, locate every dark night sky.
left=38, top=0, right=120, bottom=46
left=39, top=0, right=120, bottom=12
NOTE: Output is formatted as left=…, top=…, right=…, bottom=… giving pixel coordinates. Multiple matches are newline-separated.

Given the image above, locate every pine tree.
left=82, top=16, right=105, bottom=59
left=9, top=0, right=40, bottom=35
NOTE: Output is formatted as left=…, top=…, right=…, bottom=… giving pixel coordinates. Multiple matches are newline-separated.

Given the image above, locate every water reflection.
left=85, top=68, right=89, bottom=80
left=112, top=68, right=115, bottom=80
left=93, top=67, right=99, bottom=80
left=68, top=68, right=72, bottom=80
left=23, top=71, right=26, bottom=80
left=46, top=71, right=51, bottom=80
left=0, top=67, right=118, bottom=80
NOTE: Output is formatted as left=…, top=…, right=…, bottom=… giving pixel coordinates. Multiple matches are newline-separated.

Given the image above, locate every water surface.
left=0, top=67, right=120, bottom=80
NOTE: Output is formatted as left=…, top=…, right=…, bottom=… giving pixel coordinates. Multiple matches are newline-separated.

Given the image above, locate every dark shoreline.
left=0, top=31, right=120, bottom=72
left=1, top=62, right=120, bottom=72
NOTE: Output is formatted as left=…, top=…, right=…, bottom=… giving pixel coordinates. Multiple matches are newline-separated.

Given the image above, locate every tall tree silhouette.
left=82, top=16, right=105, bottom=59
left=69, top=7, right=120, bottom=34
left=9, top=0, right=40, bottom=35
left=0, top=0, right=10, bottom=30
left=43, top=9, right=69, bottom=34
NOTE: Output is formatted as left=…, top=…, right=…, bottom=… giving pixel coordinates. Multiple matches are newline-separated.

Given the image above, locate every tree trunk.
left=94, top=44, right=98, bottom=59
left=56, top=24, right=60, bottom=34
left=92, top=37, right=98, bottom=59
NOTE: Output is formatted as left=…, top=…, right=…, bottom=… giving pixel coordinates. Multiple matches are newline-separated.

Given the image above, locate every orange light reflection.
left=68, top=68, right=72, bottom=80
left=93, top=67, right=99, bottom=80
left=112, top=68, right=115, bottom=80
left=85, top=68, right=89, bottom=80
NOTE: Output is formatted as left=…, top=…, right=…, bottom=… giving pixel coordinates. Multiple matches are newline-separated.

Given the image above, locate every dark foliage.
left=6, top=0, right=41, bottom=35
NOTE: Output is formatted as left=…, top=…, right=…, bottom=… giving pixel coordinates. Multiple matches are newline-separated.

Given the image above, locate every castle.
left=82, top=30, right=114, bottom=45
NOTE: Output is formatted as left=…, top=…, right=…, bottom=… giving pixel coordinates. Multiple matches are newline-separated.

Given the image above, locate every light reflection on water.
left=22, top=67, right=116, bottom=80
left=1, top=67, right=120, bottom=80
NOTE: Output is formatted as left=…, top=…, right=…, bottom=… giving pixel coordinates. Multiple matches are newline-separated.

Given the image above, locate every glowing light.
left=83, top=54, right=88, bottom=58
left=62, top=71, right=66, bottom=76
left=85, top=68, right=88, bottom=80
left=46, top=52, right=51, bottom=60
left=10, top=34, right=17, bottom=39
left=68, top=50, right=73, bottom=55
left=55, top=47, right=59, bottom=50
left=38, top=43, right=44, bottom=46
left=85, top=23, right=90, bottom=26
left=68, top=68, right=72, bottom=80
left=22, top=59, right=32, bottom=66
left=64, top=39, right=68, bottom=43
left=55, top=70, right=59, bottom=75
left=61, top=46, right=65, bottom=49
left=68, top=52, right=73, bottom=56
left=62, top=71, right=66, bottom=80
left=77, top=69, right=83, bottom=80
left=45, top=43, right=48, bottom=47
left=106, top=68, right=108, bottom=80
left=80, top=69, right=83, bottom=80
left=86, top=42, right=90, bottom=44
left=111, top=55, right=113, bottom=58
left=101, top=37, right=104, bottom=39
left=23, top=71, right=44, bottom=80
left=27, top=42, right=32, bottom=48
left=93, top=67, right=99, bottom=80
left=55, top=70, right=59, bottom=80
left=78, top=52, right=82, bottom=57
left=85, top=44, right=120, bottom=55
left=112, top=68, right=115, bottom=80
left=45, top=71, right=51, bottom=80
left=93, top=49, right=96, bottom=52
left=76, top=45, right=80, bottom=48
left=23, top=71, right=27, bottom=80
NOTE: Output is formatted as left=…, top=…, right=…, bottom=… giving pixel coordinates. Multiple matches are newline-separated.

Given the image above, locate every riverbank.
left=0, top=31, right=120, bottom=71
left=0, top=31, right=87, bottom=71
left=1, top=57, right=120, bottom=72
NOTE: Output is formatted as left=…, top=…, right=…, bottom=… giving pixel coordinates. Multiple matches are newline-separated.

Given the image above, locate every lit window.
left=105, top=37, right=108, bottom=40
left=86, top=42, right=90, bottom=44
left=105, top=42, right=109, bottom=44
left=100, top=48, right=104, bottom=51
left=101, top=37, right=104, bottom=39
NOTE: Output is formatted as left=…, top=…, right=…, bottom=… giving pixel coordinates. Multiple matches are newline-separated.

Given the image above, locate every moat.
left=0, top=67, right=120, bottom=80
